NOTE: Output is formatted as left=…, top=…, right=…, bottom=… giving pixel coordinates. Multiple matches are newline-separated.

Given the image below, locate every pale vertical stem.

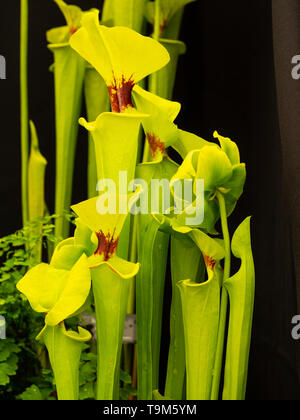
left=211, top=191, right=231, bottom=400
left=20, top=0, right=29, bottom=225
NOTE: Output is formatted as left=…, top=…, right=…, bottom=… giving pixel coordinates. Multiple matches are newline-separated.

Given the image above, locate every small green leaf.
left=79, top=382, right=95, bottom=400
left=79, top=362, right=96, bottom=386
left=0, top=359, right=17, bottom=376
left=120, top=369, right=132, bottom=384
left=0, top=370, right=9, bottom=386
left=0, top=349, right=10, bottom=363
left=18, top=385, right=43, bottom=401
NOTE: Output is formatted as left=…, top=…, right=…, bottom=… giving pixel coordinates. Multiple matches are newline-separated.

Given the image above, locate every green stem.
left=211, top=191, right=231, bottom=400
left=217, top=192, right=231, bottom=281
left=20, top=0, right=29, bottom=226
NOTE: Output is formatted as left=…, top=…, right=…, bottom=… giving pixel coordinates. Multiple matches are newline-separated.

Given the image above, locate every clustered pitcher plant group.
left=16, top=0, right=255, bottom=400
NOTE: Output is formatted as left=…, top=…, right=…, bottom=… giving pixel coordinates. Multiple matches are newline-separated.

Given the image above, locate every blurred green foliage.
left=0, top=216, right=57, bottom=399
left=0, top=216, right=136, bottom=400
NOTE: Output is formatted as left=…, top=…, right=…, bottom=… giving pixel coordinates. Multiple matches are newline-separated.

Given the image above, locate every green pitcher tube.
left=84, top=66, right=110, bottom=198
left=91, top=264, right=131, bottom=400
left=178, top=266, right=221, bottom=400
left=39, top=323, right=91, bottom=401
left=165, top=235, right=202, bottom=399
left=149, top=39, right=186, bottom=100
left=49, top=43, right=85, bottom=239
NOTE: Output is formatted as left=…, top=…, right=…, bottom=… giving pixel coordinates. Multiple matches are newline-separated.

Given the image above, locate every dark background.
left=1, top=0, right=300, bottom=400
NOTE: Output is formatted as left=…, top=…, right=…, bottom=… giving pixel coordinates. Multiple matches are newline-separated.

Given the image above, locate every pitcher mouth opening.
left=146, top=133, right=165, bottom=159
left=95, top=229, right=119, bottom=261
left=108, top=74, right=135, bottom=113
left=203, top=254, right=216, bottom=271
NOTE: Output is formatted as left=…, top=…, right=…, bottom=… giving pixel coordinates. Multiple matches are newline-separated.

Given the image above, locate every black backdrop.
left=1, top=0, right=300, bottom=400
